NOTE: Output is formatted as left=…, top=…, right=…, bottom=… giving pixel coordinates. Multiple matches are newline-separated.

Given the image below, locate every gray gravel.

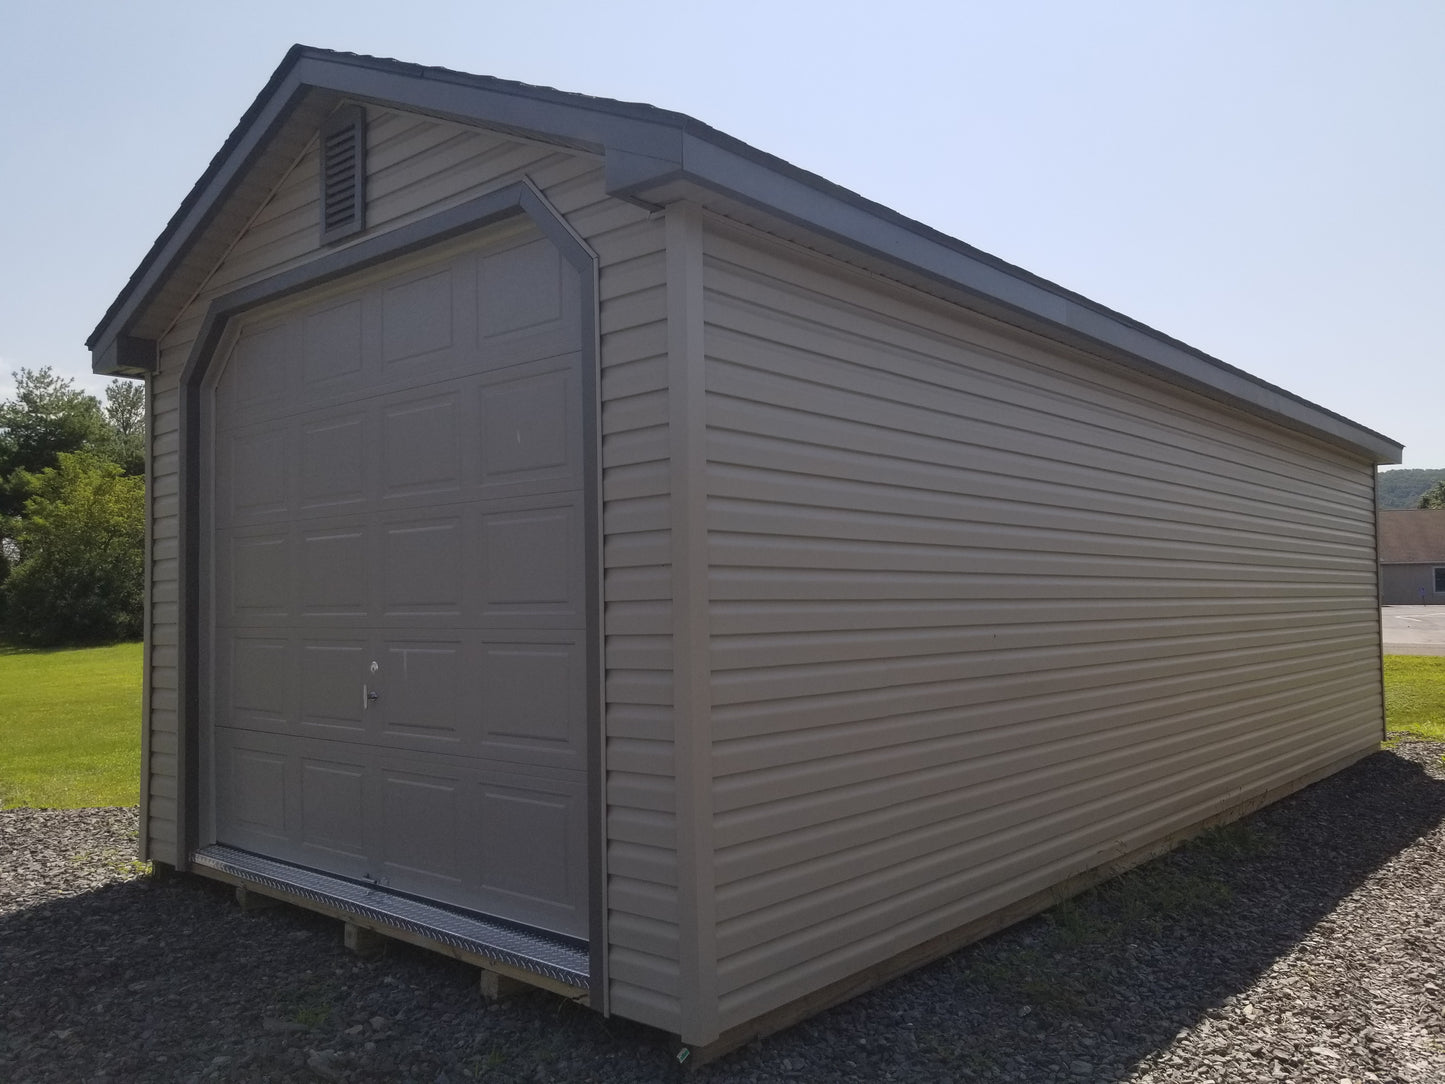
left=6, top=740, right=1445, bottom=1083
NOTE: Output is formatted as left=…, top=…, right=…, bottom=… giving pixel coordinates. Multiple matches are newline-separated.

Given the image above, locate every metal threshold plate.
left=192, top=845, right=588, bottom=988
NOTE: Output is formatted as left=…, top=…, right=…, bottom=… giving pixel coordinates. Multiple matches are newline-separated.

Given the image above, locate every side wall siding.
left=699, top=219, right=1383, bottom=1031
left=144, top=108, right=684, bottom=1030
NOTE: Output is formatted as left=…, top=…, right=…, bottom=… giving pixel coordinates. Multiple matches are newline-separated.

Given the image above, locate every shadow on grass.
left=0, top=643, right=74, bottom=657
left=0, top=640, right=140, bottom=657
left=4, top=747, right=1444, bottom=1083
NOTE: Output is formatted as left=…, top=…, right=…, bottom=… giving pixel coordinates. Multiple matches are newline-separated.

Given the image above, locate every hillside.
left=1379, top=468, right=1445, bottom=509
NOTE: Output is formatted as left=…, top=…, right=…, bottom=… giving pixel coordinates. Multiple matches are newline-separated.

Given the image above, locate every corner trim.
left=138, top=371, right=154, bottom=863
left=665, top=202, right=718, bottom=1045
left=1373, top=471, right=1387, bottom=742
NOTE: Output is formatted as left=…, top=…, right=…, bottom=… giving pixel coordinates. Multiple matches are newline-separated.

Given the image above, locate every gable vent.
left=320, top=105, right=366, bottom=243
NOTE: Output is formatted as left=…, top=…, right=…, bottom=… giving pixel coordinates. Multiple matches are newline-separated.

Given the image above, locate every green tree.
left=0, top=367, right=108, bottom=517
left=1418, top=480, right=1445, bottom=509
left=0, top=453, right=144, bottom=645
left=98, top=379, right=146, bottom=477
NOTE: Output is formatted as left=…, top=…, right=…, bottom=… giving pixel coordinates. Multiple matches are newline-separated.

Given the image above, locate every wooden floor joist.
left=478, top=969, right=528, bottom=1002
left=234, top=885, right=278, bottom=912
left=343, top=922, right=386, bottom=957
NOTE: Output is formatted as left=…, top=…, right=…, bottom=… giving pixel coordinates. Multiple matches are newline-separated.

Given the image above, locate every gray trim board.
left=93, top=335, right=158, bottom=377
left=138, top=372, right=155, bottom=862
left=174, top=181, right=604, bottom=1002
left=1373, top=470, right=1386, bottom=743
left=90, top=62, right=318, bottom=358
left=664, top=203, right=719, bottom=1042
left=91, top=46, right=1401, bottom=464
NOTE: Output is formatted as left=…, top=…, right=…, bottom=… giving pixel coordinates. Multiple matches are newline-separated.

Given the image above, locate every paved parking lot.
left=1382, top=606, right=1445, bottom=655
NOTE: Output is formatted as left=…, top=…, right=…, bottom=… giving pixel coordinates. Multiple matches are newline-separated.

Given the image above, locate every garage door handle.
left=363, top=684, right=380, bottom=709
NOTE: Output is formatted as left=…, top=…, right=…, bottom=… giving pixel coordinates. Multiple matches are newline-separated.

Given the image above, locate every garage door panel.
left=382, top=517, right=465, bottom=619
left=380, top=260, right=479, bottom=379
left=479, top=363, right=583, bottom=498
left=227, top=636, right=293, bottom=724
left=224, top=530, right=291, bottom=620
left=218, top=630, right=590, bottom=763
left=218, top=321, right=293, bottom=424
left=213, top=729, right=590, bottom=932
left=299, top=523, right=371, bottom=619
left=300, top=640, right=369, bottom=732
left=378, top=639, right=463, bottom=743
left=300, top=759, right=369, bottom=868
left=478, top=237, right=580, bottom=370
left=478, top=637, right=587, bottom=769
left=475, top=773, right=588, bottom=937
left=381, top=391, right=464, bottom=500
left=480, top=238, right=563, bottom=336
left=215, top=729, right=293, bottom=853
left=380, top=768, right=468, bottom=890
left=382, top=267, right=457, bottom=363
left=477, top=496, right=585, bottom=627
left=221, top=425, right=290, bottom=527
left=210, top=227, right=590, bottom=938
left=300, top=411, right=369, bottom=512
left=302, top=299, right=365, bottom=390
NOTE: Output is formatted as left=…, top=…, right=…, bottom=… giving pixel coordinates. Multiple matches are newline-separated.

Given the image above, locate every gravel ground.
left=6, top=740, right=1445, bottom=1083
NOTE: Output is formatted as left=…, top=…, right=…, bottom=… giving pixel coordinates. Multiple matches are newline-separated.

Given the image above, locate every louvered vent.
left=320, top=105, right=366, bottom=243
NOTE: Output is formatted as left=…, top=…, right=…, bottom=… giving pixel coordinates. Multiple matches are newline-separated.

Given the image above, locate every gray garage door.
left=205, top=225, right=590, bottom=938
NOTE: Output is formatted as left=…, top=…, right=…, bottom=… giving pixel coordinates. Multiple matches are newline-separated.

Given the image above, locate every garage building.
left=89, top=46, right=1402, bottom=1052
left=1379, top=509, right=1445, bottom=605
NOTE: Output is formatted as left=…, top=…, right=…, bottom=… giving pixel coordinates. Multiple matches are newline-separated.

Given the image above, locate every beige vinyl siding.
left=141, top=379, right=182, bottom=858
left=698, top=220, right=1382, bottom=1031
left=598, top=219, right=680, bottom=1029
left=142, top=108, right=683, bottom=1029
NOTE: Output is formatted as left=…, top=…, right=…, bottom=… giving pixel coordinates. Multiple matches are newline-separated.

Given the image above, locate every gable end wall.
left=143, top=107, right=684, bottom=1031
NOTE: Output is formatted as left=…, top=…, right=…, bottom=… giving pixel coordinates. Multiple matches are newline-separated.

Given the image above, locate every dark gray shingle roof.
left=1379, top=509, right=1445, bottom=564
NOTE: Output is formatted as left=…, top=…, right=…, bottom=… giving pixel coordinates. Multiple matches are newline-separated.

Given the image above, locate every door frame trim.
left=175, top=178, right=605, bottom=1002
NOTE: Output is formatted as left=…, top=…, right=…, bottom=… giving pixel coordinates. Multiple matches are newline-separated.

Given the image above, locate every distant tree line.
left=0, top=368, right=145, bottom=645
left=1419, top=481, right=1445, bottom=509
left=1378, top=468, right=1445, bottom=510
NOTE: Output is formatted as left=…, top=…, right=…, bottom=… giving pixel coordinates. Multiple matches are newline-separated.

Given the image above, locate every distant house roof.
left=89, top=45, right=1403, bottom=465
left=1378, top=510, right=1445, bottom=564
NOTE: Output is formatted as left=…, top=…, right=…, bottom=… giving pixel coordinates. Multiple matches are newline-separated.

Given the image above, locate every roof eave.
left=88, top=47, right=688, bottom=373
left=617, top=133, right=1403, bottom=465
left=90, top=47, right=1404, bottom=466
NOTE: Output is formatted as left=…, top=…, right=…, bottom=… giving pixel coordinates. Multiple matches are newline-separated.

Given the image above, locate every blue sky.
left=2, top=0, right=1440, bottom=466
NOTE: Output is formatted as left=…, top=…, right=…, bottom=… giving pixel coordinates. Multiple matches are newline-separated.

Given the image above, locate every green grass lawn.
left=0, top=641, right=142, bottom=809
left=0, top=644, right=1442, bottom=811
left=1384, top=654, right=1445, bottom=743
